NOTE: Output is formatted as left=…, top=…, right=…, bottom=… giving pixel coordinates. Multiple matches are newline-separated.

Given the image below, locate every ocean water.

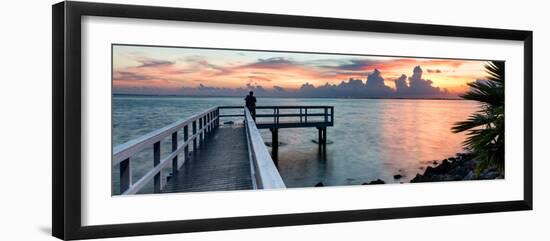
left=112, top=95, right=479, bottom=194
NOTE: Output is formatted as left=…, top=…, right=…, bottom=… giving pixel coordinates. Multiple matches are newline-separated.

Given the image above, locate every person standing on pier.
left=245, top=91, right=257, bottom=121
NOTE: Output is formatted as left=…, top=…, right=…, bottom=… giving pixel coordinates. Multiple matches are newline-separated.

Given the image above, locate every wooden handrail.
left=113, top=106, right=218, bottom=166
left=113, top=106, right=219, bottom=195
left=254, top=113, right=327, bottom=117
left=244, top=108, right=286, bottom=189
left=218, top=105, right=243, bottom=109
left=219, top=105, right=333, bottom=109
left=252, top=106, right=334, bottom=126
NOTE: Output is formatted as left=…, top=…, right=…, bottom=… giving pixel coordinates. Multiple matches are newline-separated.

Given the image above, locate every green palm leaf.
left=453, top=61, right=505, bottom=174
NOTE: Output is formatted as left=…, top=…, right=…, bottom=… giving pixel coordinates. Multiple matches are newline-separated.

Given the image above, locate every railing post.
left=210, top=112, right=213, bottom=131
left=206, top=115, right=209, bottom=135
left=324, top=107, right=328, bottom=123
left=209, top=113, right=212, bottom=133
left=331, top=107, right=334, bottom=124
left=171, top=132, right=178, bottom=175
left=184, top=125, right=189, bottom=160
left=119, top=158, right=131, bottom=194
left=206, top=114, right=209, bottom=135
left=300, top=108, right=303, bottom=123
left=318, top=127, right=322, bottom=147
left=153, top=141, right=161, bottom=193
left=305, top=108, right=308, bottom=123
left=323, top=127, right=327, bottom=145
left=271, top=128, right=279, bottom=165
left=199, top=116, right=203, bottom=143
left=193, top=121, right=197, bottom=151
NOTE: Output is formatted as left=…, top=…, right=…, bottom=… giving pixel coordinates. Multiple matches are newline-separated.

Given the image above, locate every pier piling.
left=271, top=128, right=279, bottom=166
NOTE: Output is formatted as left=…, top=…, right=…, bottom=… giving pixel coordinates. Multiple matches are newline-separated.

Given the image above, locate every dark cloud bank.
left=116, top=66, right=456, bottom=99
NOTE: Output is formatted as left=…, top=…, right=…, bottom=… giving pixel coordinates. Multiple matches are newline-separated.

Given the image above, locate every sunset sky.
left=112, top=45, right=490, bottom=98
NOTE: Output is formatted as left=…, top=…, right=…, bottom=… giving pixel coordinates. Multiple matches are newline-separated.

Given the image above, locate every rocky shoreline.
left=314, top=152, right=504, bottom=187
left=410, top=153, right=504, bottom=183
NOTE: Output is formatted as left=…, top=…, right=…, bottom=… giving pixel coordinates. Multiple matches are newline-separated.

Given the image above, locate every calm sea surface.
left=112, top=96, right=479, bottom=194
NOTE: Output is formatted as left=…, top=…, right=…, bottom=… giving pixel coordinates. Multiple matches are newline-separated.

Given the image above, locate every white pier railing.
left=112, top=107, right=219, bottom=195
left=243, top=108, right=286, bottom=189
left=113, top=105, right=288, bottom=195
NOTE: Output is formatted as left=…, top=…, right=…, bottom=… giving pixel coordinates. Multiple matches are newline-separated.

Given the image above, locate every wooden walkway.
left=162, top=126, right=253, bottom=193
left=113, top=106, right=330, bottom=195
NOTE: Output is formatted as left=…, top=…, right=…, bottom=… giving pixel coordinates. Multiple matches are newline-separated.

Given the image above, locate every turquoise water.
left=112, top=95, right=479, bottom=194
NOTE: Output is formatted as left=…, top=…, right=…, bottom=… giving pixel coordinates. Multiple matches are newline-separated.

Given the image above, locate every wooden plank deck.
left=162, top=126, right=253, bottom=193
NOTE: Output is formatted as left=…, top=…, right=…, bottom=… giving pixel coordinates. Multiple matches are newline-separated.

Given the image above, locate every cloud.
left=162, top=66, right=454, bottom=99
left=331, top=59, right=382, bottom=71
left=179, top=84, right=246, bottom=96
left=137, top=59, right=174, bottom=68
left=312, top=59, right=383, bottom=78
left=273, top=85, right=286, bottom=92
left=180, top=56, right=232, bottom=76
left=365, top=69, right=386, bottom=89
left=113, top=71, right=153, bottom=81
left=393, top=66, right=449, bottom=98
left=243, top=57, right=295, bottom=69
left=247, top=75, right=272, bottom=82
left=427, top=69, right=442, bottom=73
left=394, top=74, right=408, bottom=92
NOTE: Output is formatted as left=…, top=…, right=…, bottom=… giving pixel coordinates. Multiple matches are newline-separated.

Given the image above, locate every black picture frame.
left=52, top=1, right=533, bottom=240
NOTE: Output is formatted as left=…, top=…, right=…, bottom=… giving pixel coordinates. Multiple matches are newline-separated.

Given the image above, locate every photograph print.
left=111, top=44, right=504, bottom=195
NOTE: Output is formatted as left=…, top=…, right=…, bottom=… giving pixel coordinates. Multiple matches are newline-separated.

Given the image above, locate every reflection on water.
left=112, top=96, right=479, bottom=192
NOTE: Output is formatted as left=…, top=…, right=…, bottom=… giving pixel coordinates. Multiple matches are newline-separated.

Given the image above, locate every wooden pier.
left=112, top=105, right=333, bottom=195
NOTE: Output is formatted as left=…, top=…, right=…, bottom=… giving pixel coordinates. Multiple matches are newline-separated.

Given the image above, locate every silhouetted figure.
left=245, top=91, right=257, bottom=121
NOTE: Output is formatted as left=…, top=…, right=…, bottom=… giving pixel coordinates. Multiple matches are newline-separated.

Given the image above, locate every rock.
left=477, top=167, right=502, bottom=180
left=410, top=174, right=421, bottom=183
left=433, top=160, right=450, bottom=174
left=480, top=171, right=499, bottom=179
left=454, top=166, right=470, bottom=177
left=463, top=171, right=475, bottom=180
left=315, top=182, right=324, bottom=187
left=393, top=174, right=403, bottom=180
left=424, top=166, right=435, bottom=176
left=362, top=179, right=385, bottom=185
left=224, top=121, right=234, bottom=125
left=412, top=153, right=504, bottom=183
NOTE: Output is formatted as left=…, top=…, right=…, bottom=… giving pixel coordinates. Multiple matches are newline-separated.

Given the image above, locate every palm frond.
left=460, top=79, right=504, bottom=107
left=452, top=60, right=505, bottom=175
